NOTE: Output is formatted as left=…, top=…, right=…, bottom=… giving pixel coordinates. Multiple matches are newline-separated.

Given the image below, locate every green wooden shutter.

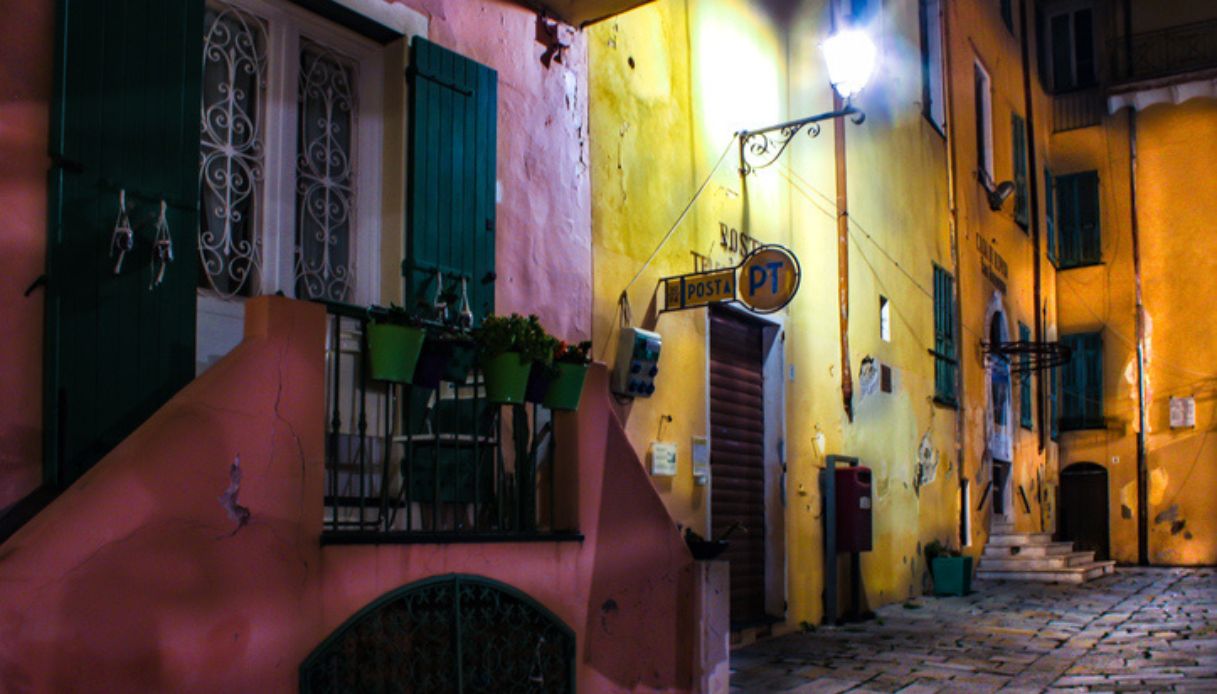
left=1060, top=332, right=1102, bottom=430
left=1045, top=168, right=1057, bottom=265
left=46, top=0, right=203, bottom=487
left=1012, top=114, right=1028, bottom=228
left=1056, top=171, right=1100, bottom=268
left=406, top=38, right=497, bottom=325
left=1050, top=364, right=1059, bottom=441
left=933, top=265, right=956, bottom=406
left=1019, top=322, right=1032, bottom=429
left=1082, top=332, right=1103, bottom=426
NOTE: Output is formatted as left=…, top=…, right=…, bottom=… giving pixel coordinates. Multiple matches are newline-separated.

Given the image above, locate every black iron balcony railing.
left=320, top=302, right=580, bottom=544
left=1110, top=19, right=1217, bottom=84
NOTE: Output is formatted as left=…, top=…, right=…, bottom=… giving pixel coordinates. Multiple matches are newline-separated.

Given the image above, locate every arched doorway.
left=986, top=295, right=1014, bottom=522
left=1059, top=463, right=1111, bottom=560
left=300, top=574, right=576, bottom=693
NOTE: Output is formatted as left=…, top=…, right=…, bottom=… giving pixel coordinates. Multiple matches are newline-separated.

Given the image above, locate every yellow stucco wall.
left=1053, top=95, right=1217, bottom=566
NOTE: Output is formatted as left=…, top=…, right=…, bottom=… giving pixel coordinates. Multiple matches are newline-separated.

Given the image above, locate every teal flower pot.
left=931, top=556, right=974, bottom=596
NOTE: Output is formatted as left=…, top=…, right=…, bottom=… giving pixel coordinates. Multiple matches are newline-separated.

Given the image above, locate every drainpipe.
left=834, top=92, right=854, bottom=422
left=1129, top=109, right=1149, bottom=566
left=1122, top=0, right=1149, bottom=568
left=1018, top=0, right=1045, bottom=454
left=940, top=3, right=966, bottom=499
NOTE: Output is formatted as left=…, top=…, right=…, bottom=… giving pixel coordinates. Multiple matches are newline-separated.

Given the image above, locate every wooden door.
left=1059, top=462, right=1110, bottom=560
left=710, top=309, right=767, bottom=626
left=46, top=0, right=203, bottom=486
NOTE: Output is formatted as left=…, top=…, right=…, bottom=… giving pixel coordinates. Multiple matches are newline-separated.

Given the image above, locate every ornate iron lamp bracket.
left=738, top=104, right=865, bottom=176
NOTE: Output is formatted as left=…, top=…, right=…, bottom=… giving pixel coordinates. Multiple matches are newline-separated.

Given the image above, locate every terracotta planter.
left=481, top=352, right=532, bottom=404
left=366, top=322, right=425, bottom=384
left=542, top=363, right=589, bottom=411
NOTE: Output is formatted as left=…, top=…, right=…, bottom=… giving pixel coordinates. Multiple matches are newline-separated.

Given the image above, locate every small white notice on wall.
left=691, top=436, right=710, bottom=486
left=650, top=442, right=677, bottom=476
left=1170, top=397, right=1196, bottom=429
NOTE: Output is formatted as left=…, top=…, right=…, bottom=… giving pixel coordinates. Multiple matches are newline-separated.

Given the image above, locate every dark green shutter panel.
left=1019, top=323, right=1032, bottom=429
left=933, top=266, right=956, bottom=405
left=1012, top=114, right=1028, bottom=228
left=406, top=38, right=497, bottom=325
left=1060, top=332, right=1102, bottom=430
left=1060, top=334, right=1082, bottom=429
left=46, top=0, right=203, bottom=487
left=1083, top=332, right=1103, bottom=426
left=1045, top=168, right=1057, bottom=264
left=1056, top=171, right=1100, bottom=268
left=1050, top=366, right=1060, bottom=440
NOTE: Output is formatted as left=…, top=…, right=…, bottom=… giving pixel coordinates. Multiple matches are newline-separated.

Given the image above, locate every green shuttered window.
left=1060, top=332, right=1103, bottom=430
left=407, top=38, right=497, bottom=325
left=1045, top=168, right=1057, bottom=265
left=933, top=265, right=958, bottom=407
left=1019, top=323, right=1032, bottom=429
left=1012, top=114, right=1028, bottom=229
left=1054, top=170, right=1101, bottom=268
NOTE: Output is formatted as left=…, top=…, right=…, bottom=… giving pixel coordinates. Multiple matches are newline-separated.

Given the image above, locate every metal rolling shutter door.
left=709, top=310, right=767, bottom=626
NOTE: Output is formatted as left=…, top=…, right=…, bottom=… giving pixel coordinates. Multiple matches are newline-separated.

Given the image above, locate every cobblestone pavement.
left=731, top=568, right=1217, bottom=693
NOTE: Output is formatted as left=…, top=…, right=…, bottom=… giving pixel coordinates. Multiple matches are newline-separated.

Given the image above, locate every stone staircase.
left=977, top=521, right=1116, bottom=584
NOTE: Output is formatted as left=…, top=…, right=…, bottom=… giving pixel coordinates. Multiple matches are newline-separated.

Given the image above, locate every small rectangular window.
left=1019, top=322, right=1033, bottom=429
left=960, top=480, right=972, bottom=547
left=1012, top=114, right=1029, bottom=229
left=1060, top=332, right=1103, bottom=430
left=1055, top=170, right=1101, bottom=268
left=933, top=265, right=957, bottom=406
left=879, top=295, right=891, bottom=342
left=919, top=0, right=947, bottom=133
left=1046, top=7, right=1097, bottom=92
left=974, top=59, right=994, bottom=184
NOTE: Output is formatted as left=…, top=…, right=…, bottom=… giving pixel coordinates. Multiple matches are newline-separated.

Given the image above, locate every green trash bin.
left=931, top=556, right=974, bottom=596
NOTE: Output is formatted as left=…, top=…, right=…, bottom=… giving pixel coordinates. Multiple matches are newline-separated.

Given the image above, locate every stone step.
left=976, top=560, right=1116, bottom=584
left=986, top=532, right=1055, bottom=546
left=978, top=551, right=1096, bottom=572
left=983, top=541, right=1075, bottom=558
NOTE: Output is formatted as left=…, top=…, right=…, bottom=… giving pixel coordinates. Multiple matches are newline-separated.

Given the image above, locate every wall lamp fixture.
left=738, top=29, right=876, bottom=176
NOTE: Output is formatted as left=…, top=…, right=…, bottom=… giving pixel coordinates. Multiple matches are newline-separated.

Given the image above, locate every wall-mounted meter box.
left=612, top=327, right=662, bottom=397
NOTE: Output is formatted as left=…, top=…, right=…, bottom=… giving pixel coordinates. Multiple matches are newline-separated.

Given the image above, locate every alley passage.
left=731, top=568, right=1217, bottom=692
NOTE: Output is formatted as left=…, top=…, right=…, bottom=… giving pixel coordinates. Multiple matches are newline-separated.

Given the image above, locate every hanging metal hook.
left=150, top=199, right=173, bottom=289
left=110, top=189, right=134, bottom=274
left=458, top=276, right=474, bottom=328
left=432, top=269, right=448, bottom=322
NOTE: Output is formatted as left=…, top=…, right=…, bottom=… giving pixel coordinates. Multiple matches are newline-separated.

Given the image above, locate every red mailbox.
left=835, top=466, right=873, bottom=552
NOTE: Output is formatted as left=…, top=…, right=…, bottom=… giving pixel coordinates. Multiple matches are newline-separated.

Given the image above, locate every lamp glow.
left=821, top=29, right=876, bottom=100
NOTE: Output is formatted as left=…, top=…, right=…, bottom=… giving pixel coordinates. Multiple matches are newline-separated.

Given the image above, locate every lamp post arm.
left=737, top=103, right=865, bottom=176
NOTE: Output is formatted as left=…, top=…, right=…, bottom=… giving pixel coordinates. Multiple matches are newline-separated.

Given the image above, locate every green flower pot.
left=366, top=322, right=425, bottom=383
left=931, top=556, right=974, bottom=596
left=543, top=363, right=589, bottom=411
left=481, top=352, right=532, bottom=404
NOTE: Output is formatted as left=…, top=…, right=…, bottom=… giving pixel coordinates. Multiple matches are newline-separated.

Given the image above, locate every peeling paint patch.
left=1150, top=467, right=1169, bottom=506
left=1154, top=504, right=1180, bottom=525
left=1122, top=504, right=1133, bottom=520
left=1171, top=520, right=1187, bottom=536
left=218, top=455, right=251, bottom=534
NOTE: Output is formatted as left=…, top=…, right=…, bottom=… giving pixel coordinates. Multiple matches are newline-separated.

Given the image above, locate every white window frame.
left=879, top=295, right=891, bottom=342
left=920, top=0, right=947, bottom=133
left=974, top=58, right=994, bottom=185
left=202, top=0, right=383, bottom=306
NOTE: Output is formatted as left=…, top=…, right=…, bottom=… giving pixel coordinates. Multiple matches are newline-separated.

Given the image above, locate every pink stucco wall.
left=0, top=0, right=593, bottom=510
left=0, top=297, right=699, bottom=691
left=0, top=0, right=52, bottom=510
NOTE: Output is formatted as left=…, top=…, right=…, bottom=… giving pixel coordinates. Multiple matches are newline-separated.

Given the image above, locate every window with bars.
left=933, top=265, right=958, bottom=407
left=1019, top=322, right=1033, bottom=429
left=1054, top=170, right=1101, bottom=268
left=1060, top=332, right=1103, bottom=430
left=974, top=59, right=994, bottom=185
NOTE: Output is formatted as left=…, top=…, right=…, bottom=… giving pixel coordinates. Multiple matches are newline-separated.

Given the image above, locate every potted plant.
left=474, top=314, right=535, bottom=404
left=926, top=540, right=973, bottom=596
left=522, top=317, right=561, bottom=404
left=366, top=305, right=425, bottom=384
left=543, top=340, right=593, bottom=411
left=413, top=325, right=475, bottom=390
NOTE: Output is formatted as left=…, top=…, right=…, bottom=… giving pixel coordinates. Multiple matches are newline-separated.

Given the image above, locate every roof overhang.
left=512, top=0, right=654, bottom=27
left=1108, top=67, right=1217, bottom=113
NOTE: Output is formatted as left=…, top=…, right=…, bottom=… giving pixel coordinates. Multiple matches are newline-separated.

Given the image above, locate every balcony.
left=1052, top=87, right=1106, bottom=132
left=321, top=303, right=580, bottom=544
left=1109, top=19, right=1217, bottom=85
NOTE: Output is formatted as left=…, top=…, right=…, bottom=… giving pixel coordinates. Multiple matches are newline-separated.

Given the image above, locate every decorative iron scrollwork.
left=738, top=105, right=865, bottom=176
left=982, top=340, right=1072, bottom=374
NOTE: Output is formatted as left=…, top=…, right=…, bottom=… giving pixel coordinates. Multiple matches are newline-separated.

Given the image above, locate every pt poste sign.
left=661, top=244, right=800, bottom=314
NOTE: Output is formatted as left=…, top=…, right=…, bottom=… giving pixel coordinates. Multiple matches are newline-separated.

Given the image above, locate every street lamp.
left=737, top=28, right=875, bottom=175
